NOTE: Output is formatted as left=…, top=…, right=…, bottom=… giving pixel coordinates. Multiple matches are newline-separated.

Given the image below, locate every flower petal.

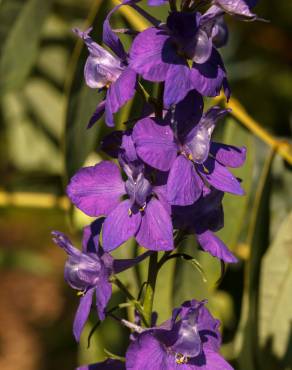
left=215, top=0, right=257, bottom=19
left=136, top=198, right=174, bottom=251
left=164, top=64, right=195, bottom=107
left=190, top=48, right=227, bottom=98
left=210, top=142, right=246, bottom=168
left=199, top=157, right=244, bottom=195
left=202, top=350, right=234, bottom=370
left=73, top=288, right=94, bottom=341
left=167, top=155, right=203, bottom=206
left=95, top=274, right=112, bottom=321
left=196, top=230, right=238, bottom=263
left=126, top=332, right=170, bottom=370
left=148, top=0, right=168, bottom=5
left=130, top=28, right=180, bottom=81
left=82, top=218, right=105, bottom=253
left=67, top=161, right=125, bottom=217
left=102, top=200, right=141, bottom=251
left=105, top=68, right=137, bottom=126
left=87, top=100, right=106, bottom=128
left=132, top=118, right=177, bottom=171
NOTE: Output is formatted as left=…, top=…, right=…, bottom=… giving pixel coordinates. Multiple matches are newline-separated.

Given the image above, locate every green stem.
left=143, top=252, right=158, bottom=327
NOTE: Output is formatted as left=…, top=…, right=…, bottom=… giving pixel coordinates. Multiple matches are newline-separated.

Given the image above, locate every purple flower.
left=130, top=11, right=230, bottom=107
left=173, top=188, right=238, bottom=263
left=52, top=219, right=150, bottom=340
left=148, top=0, right=168, bottom=5
left=126, top=299, right=233, bottom=369
left=73, top=27, right=136, bottom=127
left=67, top=160, right=174, bottom=252
left=77, top=359, right=125, bottom=370
left=132, top=106, right=245, bottom=206
left=213, top=0, right=259, bottom=20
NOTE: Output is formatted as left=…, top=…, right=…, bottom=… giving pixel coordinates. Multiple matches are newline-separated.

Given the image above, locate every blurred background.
left=0, top=0, right=291, bottom=369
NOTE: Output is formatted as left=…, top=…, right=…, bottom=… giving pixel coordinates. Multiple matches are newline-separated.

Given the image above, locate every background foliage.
left=0, top=1, right=291, bottom=369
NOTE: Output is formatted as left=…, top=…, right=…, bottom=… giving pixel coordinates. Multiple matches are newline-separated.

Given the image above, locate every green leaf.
left=0, top=0, right=53, bottom=92
left=235, top=148, right=275, bottom=370
left=258, top=211, right=292, bottom=370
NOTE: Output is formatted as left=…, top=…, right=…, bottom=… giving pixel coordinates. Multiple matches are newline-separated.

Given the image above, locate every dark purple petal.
left=167, top=155, right=203, bottom=206
left=196, top=230, right=238, bottom=263
left=167, top=11, right=200, bottom=39
left=87, top=100, right=106, bottom=128
left=121, top=130, right=138, bottom=162
left=95, top=274, right=112, bottom=320
left=77, top=359, right=125, bottom=370
left=198, top=157, right=244, bottom=195
left=210, top=142, right=246, bottom=168
left=130, top=28, right=181, bottom=81
left=132, top=118, right=177, bottom=171
left=126, top=332, right=170, bottom=370
left=190, top=48, right=227, bottom=98
left=101, top=130, right=123, bottom=158
left=113, top=251, right=152, bottom=273
left=164, top=64, right=194, bottom=107
left=103, top=2, right=128, bottom=60
left=67, top=161, right=125, bottom=217
left=136, top=198, right=174, bottom=251
left=102, top=200, right=141, bottom=251
left=82, top=218, right=104, bottom=253
left=73, top=288, right=94, bottom=341
left=105, top=68, right=137, bottom=127
left=125, top=173, right=152, bottom=207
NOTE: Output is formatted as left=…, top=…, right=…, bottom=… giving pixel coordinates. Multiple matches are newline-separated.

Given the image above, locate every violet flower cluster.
left=52, top=1, right=260, bottom=369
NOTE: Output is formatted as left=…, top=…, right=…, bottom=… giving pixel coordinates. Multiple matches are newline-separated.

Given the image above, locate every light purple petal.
left=73, top=288, right=94, bottom=341
left=102, top=200, right=141, bottom=251
left=148, top=0, right=168, bottom=5
left=95, top=274, right=112, bottom=320
left=67, top=161, right=125, bottom=217
left=105, top=67, right=136, bottom=127
left=132, top=118, right=177, bottom=171
left=136, top=198, right=174, bottom=251
left=199, top=157, right=244, bottom=195
left=215, top=0, right=257, bottom=19
left=190, top=48, right=227, bottom=98
left=87, top=100, right=106, bottom=128
left=153, top=184, right=171, bottom=215
left=77, top=359, right=125, bottom=370
left=130, top=28, right=181, bottom=82
left=196, top=230, right=238, bottom=263
left=210, top=142, right=246, bottom=168
left=126, top=332, right=169, bottom=370
left=167, top=155, right=203, bottom=206
left=164, top=64, right=194, bottom=107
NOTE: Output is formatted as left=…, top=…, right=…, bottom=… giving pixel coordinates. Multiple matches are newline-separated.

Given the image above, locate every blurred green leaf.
left=0, top=0, right=53, bottom=92
left=0, top=249, right=52, bottom=275
left=235, top=148, right=275, bottom=370
left=258, top=211, right=292, bottom=370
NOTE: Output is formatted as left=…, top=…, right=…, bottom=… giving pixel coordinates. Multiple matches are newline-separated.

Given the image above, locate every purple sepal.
left=215, top=0, right=258, bottom=19
left=73, top=288, right=94, bottom=341
left=77, top=359, right=125, bottom=370
left=210, top=142, right=246, bottom=168
left=113, top=251, right=152, bottom=274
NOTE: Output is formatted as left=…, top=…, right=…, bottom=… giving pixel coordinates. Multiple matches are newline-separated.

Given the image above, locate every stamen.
left=128, top=208, right=132, bottom=216
left=139, top=203, right=146, bottom=212
left=188, top=153, right=193, bottom=161
left=77, top=290, right=86, bottom=297
left=202, top=165, right=209, bottom=174
left=175, top=353, right=188, bottom=364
